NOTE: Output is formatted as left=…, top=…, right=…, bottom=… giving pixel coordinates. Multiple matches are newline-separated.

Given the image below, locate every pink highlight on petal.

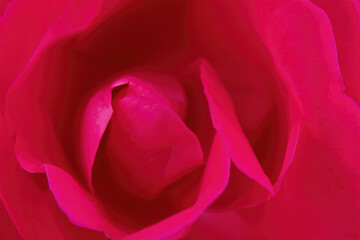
left=44, top=164, right=127, bottom=239
left=44, top=164, right=104, bottom=232
left=80, top=78, right=128, bottom=185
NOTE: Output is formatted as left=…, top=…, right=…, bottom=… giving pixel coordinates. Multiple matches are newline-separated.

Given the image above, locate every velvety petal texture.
left=0, top=116, right=108, bottom=240
left=198, top=59, right=274, bottom=194
left=122, top=134, right=230, bottom=240
left=0, top=199, right=22, bottom=240
left=0, top=0, right=70, bottom=106
left=241, top=1, right=360, bottom=239
left=310, top=0, right=360, bottom=105
left=0, top=0, right=359, bottom=239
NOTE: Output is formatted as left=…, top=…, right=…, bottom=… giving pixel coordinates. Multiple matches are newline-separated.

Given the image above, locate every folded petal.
left=44, top=165, right=104, bottom=232
left=80, top=78, right=128, bottom=184
left=189, top=1, right=301, bottom=206
left=238, top=1, right=360, bottom=239
left=198, top=59, right=274, bottom=194
left=0, top=116, right=108, bottom=240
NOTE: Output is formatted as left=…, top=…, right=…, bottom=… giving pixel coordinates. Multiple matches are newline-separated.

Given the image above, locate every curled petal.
left=80, top=78, right=128, bottom=185
left=198, top=59, right=274, bottom=194
left=0, top=116, right=108, bottom=240
left=44, top=164, right=127, bottom=239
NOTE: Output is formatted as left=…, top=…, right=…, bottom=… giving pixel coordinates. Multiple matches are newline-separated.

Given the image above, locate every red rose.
left=1, top=0, right=359, bottom=239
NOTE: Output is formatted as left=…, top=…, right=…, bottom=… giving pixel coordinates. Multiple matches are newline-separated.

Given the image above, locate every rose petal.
left=13, top=105, right=74, bottom=174
left=122, top=133, right=230, bottom=240
left=100, top=73, right=202, bottom=198
left=198, top=59, right=274, bottom=194
left=189, top=0, right=304, bottom=207
left=81, top=72, right=194, bottom=192
left=0, top=116, right=108, bottom=240
left=4, top=0, right=111, bottom=187
left=44, top=164, right=104, bottom=232
left=5, top=0, right=107, bottom=126
left=44, top=163, right=130, bottom=239
left=273, top=105, right=301, bottom=191
left=239, top=1, right=360, bottom=239
left=310, top=0, right=360, bottom=105
left=5, top=0, right=191, bottom=187
left=255, top=0, right=344, bottom=116
left=80, top=78, right=128, bottom=184
left=0, top=198, right=22, bottom=240
left=107, top=94, right=204, bottom=198
left=0, top=0, right=70, bottom=106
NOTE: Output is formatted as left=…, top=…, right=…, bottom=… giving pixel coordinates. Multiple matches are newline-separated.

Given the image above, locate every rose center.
left=102, top=72, right=204, bottom=199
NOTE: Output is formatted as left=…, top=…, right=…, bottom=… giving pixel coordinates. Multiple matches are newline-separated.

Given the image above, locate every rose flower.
left=0, top=0, right=359, bottom=239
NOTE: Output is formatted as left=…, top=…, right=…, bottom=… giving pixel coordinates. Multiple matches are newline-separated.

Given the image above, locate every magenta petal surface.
left=13, top=105, right=72, bottom=174
left=198, top=59, right=274, bottom=194
left=0, top=116, right=108, bottom=240
left=184, top=210, right=263, bottom=240
left=0, top=0, right=70, bottom=105
left=122, top=134, right=230, bottom=240
left=0, top=198, right=22, bottom=240
left=80, top=78, right=128, bottom=184
left=44, top=163, right=128, bottom=239
left=1, top=0, right=359, bottom=239
left=44, top=164, right=104, bottom=231
left=273, top=107, right=301, bottom=191
left=105, top=74, right=203, bottom=198
left=310, top=0, right=360, bottom=105
left=238, top=1, right=360, bottom=239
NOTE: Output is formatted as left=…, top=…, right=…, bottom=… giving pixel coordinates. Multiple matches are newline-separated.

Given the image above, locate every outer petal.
left=189, top=0, right=301, bottom=207
left=3, top=0, right=113, bottom=189
left=5, top=0, right=106, bottom=126
left=0, top=0, right=70, bottom=106
left=0, top=115, right=108, bottom=240
left=14, top=105, right=73, bottom=174
left=240, top=1, right=360, bottom=239
left=310, top=0, right=360, bottom=105
left=44, top=164, right=127, bottom=239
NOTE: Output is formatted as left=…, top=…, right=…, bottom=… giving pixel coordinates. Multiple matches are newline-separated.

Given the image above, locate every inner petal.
left=103, top=74, right=204, bottom=199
